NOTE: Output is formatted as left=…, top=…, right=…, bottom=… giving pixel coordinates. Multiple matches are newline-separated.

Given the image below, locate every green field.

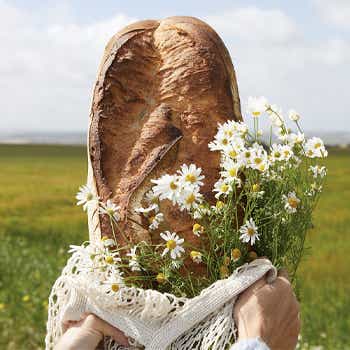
left=0, top=144, right=349, bottom=349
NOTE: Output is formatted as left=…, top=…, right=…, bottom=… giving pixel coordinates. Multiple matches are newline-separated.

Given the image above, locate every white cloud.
left=0, top=1, right=136, bottom=132
left=206, top=7, right=299, bottom=45
left=313, top=0, right=350, bottom=29
left=204, top=7, right=350, bottom=132
left=0, top=2, right=349, bottom=133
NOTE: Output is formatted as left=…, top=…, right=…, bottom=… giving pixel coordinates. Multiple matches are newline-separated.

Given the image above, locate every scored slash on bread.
left=87, top=16, right=242, bottom=261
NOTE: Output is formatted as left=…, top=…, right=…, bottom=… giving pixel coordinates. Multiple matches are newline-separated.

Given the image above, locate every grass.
left=0, top=144, right=349, bottom=349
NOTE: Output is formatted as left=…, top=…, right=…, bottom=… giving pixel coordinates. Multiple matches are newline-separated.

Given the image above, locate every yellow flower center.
left=254, top=157, right=262, bottom=164
left=106, top=208, right=115, bottom=216
left=111, top=284, right=120, bottom=292
left=101, top=236, right=108, bottom=241
left=220, top=184, right=229, bottom=193
left=274, top=151, right=281, bottom=158
left=185, top=174, right=196, bottom=183
left=283, top=150, right=290, bottom=157
left=229, top=150, right=237, bottom=158
left=216, top=201, right=224, bottom=209
left=166, top=239, right=177, bottom=250
left=247, top=227, right=255, bottom=236
left=86, top=193, right=93, bottom=200
left=307, top=150, right=314, bottom=156
left=170, top=181, right=178, bottom=190
left=258, top=164, right=266, bottom=171
left=190, top=251, right=202, bottom=261
left=22, top=295, right=30, bottom=302
left=193, top=223, right=203, bottom=234
left=186, top=193, right=196, bottom=204
left=231, top=248, right=241, bottom=261
left=156, top=273, right=166, bottom=284
left=288, top=197, right=299, bottom=209
left=252, top=111, right=261, bottom=116
left=229, top=168, right=237, bottom=177
left=315, top=142, right=321, bottom=149
left=252, top=184, right=260, bottom=192
left=222, top=138, right=228, bottom=145
left=148, top=216, right=155, bottom=223
left=245, top=151, right=251, bottom=158
left=105, top=256, right=114, bottom=264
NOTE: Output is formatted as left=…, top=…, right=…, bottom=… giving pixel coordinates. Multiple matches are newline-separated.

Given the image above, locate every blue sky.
left=1, top=0, right=349, bottom=132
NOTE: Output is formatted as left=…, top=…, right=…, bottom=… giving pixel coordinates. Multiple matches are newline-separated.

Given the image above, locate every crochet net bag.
left=46, top=255, right=276, bottom=350
left=46, top=16, right=277, bottom=349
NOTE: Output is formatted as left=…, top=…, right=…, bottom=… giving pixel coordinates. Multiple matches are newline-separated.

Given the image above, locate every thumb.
left=278, top=268, right=290, bottom=281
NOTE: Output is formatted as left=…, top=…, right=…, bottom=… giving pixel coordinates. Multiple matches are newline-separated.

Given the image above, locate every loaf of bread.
left=88, top=16, right=242, bottom=267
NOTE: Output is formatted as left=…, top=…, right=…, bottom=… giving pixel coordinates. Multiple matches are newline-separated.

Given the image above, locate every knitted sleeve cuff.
left=230, top=338, right=270, bottom=350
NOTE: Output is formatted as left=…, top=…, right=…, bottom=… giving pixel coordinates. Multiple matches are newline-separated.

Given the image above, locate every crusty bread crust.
left=87, top=16, right=242, bottom=258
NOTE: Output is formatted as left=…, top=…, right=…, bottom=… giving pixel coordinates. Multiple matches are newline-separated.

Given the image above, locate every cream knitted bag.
left=45, top=256, right=276, bottom=350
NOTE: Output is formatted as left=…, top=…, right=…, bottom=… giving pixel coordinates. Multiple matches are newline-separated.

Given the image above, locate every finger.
left=92, top=317, right=130, bottom=347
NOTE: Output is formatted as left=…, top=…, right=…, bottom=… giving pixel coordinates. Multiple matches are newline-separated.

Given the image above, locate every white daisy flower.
left=218, top=121, right=236, bottom=139
left=288, top=109, right=300, bottom=121
left=305, top=183, right=323, bottom=196
left=192, top=223, right=204, bottom=237
left=104, top=251, right=122, bottom=265
left=126, top=246, right=141, bottom=272
left=247, top=96, right=268, bottom=118
left=287, top=132, right=305, bottom=146
left=236, top=122, right=249, bottom=137
left=221, top=158, right=241, bottom=182
left=270, top=144, right=283, bottom=162
left=192, top=204, right=211, bottom=219
left=190, top=251, right=203, bottom=264
left=178, top=187, right=203, bottom=211
left=309, top=165, right=327, bottom=178
left=102, top=274, right=124, bottom=295
left=151, top=174, right=180, bottom=203
left=267, top=105, right=284, bottom=127
left=279, top=145, right=294, bottom=161
left=101, top=236, right=116, bottom=248
left=145, top=189, right=159, bottom=204
left=135, top=203, right=159, bottom=216
left=239, top=218, right=260, bottom=245
left=282, top=191, right=300, bottom=214
left=305, top=137, right=328, bottom=158
left=275, top=127, right=292, bottom=142
left=213, top=178, right=231, bottom=199
left=250, top=149, right=269, bottom=172
left=208, top=131, right=231, bottom=152
left=76, top=184, right=99, bottom=211
left=223, top=145, right=240, bottom=160
left=238, top=147, right=254, bottom=166
left=170, top=260, right=183, bottom=270
left=99, top=200, right=121, bottom=221
left=149, top=212, right=164, bottom=230
left=160, top=231, right=185, bottom=260
left=177, top=164, right=205, bottom=188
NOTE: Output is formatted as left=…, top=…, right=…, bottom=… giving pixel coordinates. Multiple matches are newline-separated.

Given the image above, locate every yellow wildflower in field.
left=22, top=295, right=30, bottom=302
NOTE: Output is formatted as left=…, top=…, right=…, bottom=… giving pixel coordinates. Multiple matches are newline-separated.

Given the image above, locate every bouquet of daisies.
left=46, top=97, right=327, bottom=350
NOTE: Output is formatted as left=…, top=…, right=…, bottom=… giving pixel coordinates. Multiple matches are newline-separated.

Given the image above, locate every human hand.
left=54, top=313, right=129, bottom=350
left=234, top=268, right=300, bottom=350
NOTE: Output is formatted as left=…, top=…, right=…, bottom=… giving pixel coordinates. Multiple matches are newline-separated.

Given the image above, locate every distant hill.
left=0, top=131, right=86, bottom=145
left=0, top=130, right=349, bottom=146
